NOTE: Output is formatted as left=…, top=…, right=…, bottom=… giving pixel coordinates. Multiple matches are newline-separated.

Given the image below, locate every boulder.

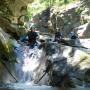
left=34, top=42, right=90, bottom=87
left=0, top=16, right=27, bottom=39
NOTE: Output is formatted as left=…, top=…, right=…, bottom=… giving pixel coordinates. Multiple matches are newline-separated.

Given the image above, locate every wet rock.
left=34, top=41, right=90, bottom=87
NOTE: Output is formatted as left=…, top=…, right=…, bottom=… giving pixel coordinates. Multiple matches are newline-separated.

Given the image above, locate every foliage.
left=27, top=0, right=77, bottom=19
left=0, top=28, right=17, bottom=64
left=75, top=7, right=84, bottom=15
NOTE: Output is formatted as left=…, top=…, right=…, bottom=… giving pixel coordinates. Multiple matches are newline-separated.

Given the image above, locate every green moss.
left=75, top=7, right=84, bottom=14
left=0, top=30, right=17, bottom=64
left=79, top=54, right=90, bottom=66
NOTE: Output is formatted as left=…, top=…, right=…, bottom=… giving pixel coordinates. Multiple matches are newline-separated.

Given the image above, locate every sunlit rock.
left=74, top=23, right=90, bottom=38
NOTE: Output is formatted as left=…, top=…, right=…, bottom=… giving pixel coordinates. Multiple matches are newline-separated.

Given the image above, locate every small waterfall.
left=15, top=44, right=43, bottom=83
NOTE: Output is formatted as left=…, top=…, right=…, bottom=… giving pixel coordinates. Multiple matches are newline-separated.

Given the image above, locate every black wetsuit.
left=54, top=32, right=62, bottom=42
left=28, top=31, right=38, bottom=48
left=71, top=35, right=77, bottom=39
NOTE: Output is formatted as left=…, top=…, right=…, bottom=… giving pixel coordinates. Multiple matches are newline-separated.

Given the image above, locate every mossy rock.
left=0, top=28, right=16, bottom=63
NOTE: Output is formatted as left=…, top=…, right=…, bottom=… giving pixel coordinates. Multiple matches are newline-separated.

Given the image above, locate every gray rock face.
left=81, top=7, right=90, bottom=24
left=33, top=8, right=50, bottom=33
left=48, top=1, right=90, bottom=38
left=74, top=23, right=90, bottom=38
left=34, top=41, right=90, bottom=87
left=0, top=28, right=17, bottom=83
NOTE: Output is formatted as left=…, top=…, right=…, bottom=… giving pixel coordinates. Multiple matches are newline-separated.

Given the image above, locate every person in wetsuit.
left=54, top=28, right=63, bottom=42
left=69, top=31, right=80, bottom=45
left=69, top=32, right=77, bottom=39
left=28, top=27, right=38, bottom=48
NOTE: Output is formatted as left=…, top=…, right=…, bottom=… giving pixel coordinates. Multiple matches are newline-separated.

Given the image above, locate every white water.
left=12, top=39, right=90, bottom=88
left=14, top=44, right=43, bottom=83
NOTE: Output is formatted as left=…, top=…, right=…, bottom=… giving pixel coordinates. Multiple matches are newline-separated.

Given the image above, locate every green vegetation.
left=0, top=29, right=16, bottom=64
left=27, top=0, right=78, bottom=19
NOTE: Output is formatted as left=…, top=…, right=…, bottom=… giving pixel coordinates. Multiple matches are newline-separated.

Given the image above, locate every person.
left=27, top=27, right=39, bottom=48
left=69, top=31, right=77, bottom=39
left=54, top=28, right=63, bottom=42
left=69, top=31, right=80, bottom=45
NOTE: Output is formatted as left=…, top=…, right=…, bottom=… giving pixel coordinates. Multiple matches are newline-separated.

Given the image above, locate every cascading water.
left=14, top=44, right=43, bottom=83
left=0, top=38, right=90, bottom=89
left=0, top=40, right=61, bottom=90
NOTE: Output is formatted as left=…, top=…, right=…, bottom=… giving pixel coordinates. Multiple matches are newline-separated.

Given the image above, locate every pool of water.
left=0, top=83, right=90, bottom=90
left=0, top=83, right=60, bottom=90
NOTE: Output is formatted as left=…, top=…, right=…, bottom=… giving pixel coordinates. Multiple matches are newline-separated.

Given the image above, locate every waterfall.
left=14, top=44, right=43, bottom=83
left=11, top=38, right=90, bottom=88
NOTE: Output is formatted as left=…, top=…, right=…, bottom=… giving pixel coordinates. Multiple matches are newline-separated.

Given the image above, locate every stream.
left=14, top=44, right=43, bottom=83
left=0, top=36, right=90, bottom=89
left=0, top=83, right=89, bottom=90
